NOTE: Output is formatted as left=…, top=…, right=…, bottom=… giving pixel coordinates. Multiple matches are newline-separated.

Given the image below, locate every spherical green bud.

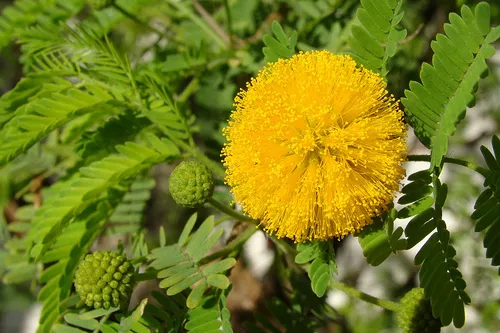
left=397, top=288, right=442, bottom=333
left=119, top=262, right=130, bottom=273
left=168, top=160, right=215, bottom=208
left=86, top=0, right=114, bottom=10
left=103, top=286, right=112, bottom=294
left=74, top=250, right=135, bottom=309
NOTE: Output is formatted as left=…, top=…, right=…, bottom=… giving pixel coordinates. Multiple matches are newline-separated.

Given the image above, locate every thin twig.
left=399, top=23, right=424, bottom=45
left=192, top=0, right=230, bottom=45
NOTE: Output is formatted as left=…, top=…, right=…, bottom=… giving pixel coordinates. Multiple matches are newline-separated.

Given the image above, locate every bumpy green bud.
left=87, top=0, right=114, bottom=10
left=397, top=288, right=442, bottom=333
left=168, top=160, right=215, bottom=208
left=74, top=250, right=135, bottom=309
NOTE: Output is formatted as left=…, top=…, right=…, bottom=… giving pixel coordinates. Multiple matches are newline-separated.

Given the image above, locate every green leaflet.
left=0, top=83, right=117, bottom=165
left=348, top=0, right=407, bottom=77
left=19, top=24, right=130, bottom=83
left=358, top=208, right=407, bottom=266
left=398, top=168, right=470, bottom=327
left=149, top=214, right=236, bottom=309
left=400, top=169, right=436, bottom=249
left=0, top=0, right=84, bottom=50
left=407, top=175, right=469, bottom=328
left=471, top=135, right=500, bottom=275
left=295, top=240, right=337, bottom=297
left=52, top=277, right=188, bottom=333
left=28, top=134, right=179, bottom=261
left=74, top=109, right=151, bottom=164
left=244, top=272, right=328, bottom=333
left=402, top=2, right=499, bottom=168
left=185, top=289, right=233, bottom=333
left=106, top=176, right=156, bottom=236
left=262, top=21, right=297, bottom=63
left=142, top=75, right=194, bottom=144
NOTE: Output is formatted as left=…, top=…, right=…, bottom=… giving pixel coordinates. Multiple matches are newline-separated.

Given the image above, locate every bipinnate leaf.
left=149, top=215, right=236, bottom=308
left=0, top=84, right=115, bottom=166
left=0, top=0, right=81, bottom=50
left=349, top=0, right=407, bottom=76
left=471, top=135, right=500, bottom=275
left=407, top=176, right=470, bottom=328
left=28, top=135, right=179, bottom=261
left=402, top=2, right=499, bottom=167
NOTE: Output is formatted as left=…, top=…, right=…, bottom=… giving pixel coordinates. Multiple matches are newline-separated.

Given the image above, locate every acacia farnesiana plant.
left=0, top=0, right=499, bottom=332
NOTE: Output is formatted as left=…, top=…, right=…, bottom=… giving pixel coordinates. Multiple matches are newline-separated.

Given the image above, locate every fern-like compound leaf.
left=53, top=307, right=120, bottom=333
left=27, top=135, right=179, bottom=261
left=185, top=289, right=233, bottom=333
left=149, top=214, right=236, bottom=309
left=348, top=0, right=407, bottom=76
left=0, top=83, right=117, bottom=166
left=295, top=240, right=337, bottom=297
left=0, top=0, right=83, bottom=50
left=358, top=208, right=407, bottom=266
left=262, top=21, right=297, bottom=63
left=106, top=176, right=156, bottom=236
left=471, top=135, right=500, bottom=275
left=400, top=169, right=436, bottom=248
left=73, top=109, right=151, bottom=171
left=401, top=2, right=499, bottom=168
left=142, top=76, right=194, bottom=144
left=406, top=176, right=470, bottom=328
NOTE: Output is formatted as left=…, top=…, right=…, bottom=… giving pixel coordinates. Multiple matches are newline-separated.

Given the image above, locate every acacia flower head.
left=222, top=50, right=407, bottom=242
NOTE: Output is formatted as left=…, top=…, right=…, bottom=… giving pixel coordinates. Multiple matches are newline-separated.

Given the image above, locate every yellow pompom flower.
left=222, top=50, right=407, bottom=242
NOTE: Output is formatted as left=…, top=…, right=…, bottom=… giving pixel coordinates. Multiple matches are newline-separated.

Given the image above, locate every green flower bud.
left=397, top=288, right=442, bottom=333
left=86, top=0, right=114, bottom=10
left=168, top=160, right=215, bottom=208
left=74, top=250, right=135, bottom=309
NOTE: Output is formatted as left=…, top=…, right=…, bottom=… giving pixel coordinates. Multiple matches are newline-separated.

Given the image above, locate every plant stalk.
left=331, top=280, right=401, bottom=312
left=223, top=0, right=234, bottom=50
left=208, top=197, right=256, bottom=223
left=407, top=154, right=489, bottom=177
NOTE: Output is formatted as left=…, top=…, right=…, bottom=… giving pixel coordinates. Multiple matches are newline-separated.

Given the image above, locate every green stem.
left=177, top=77, right=199, bottom=103
left=223, top=0, right=234, bottom=50
left=214, top=215, right=232, bottom=226
left=407, top=154, right=489, bottom=177
left=199, top=225, right=257, bottom=265
left=331, top=280, right=401, bottom=312
left=168, top=0, right=227, bottom=49
left=179, top=142, right=226, bottom=179
left=208, top=197, right=256, bottom=223
left=112, top=3, right=165, bottom=36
